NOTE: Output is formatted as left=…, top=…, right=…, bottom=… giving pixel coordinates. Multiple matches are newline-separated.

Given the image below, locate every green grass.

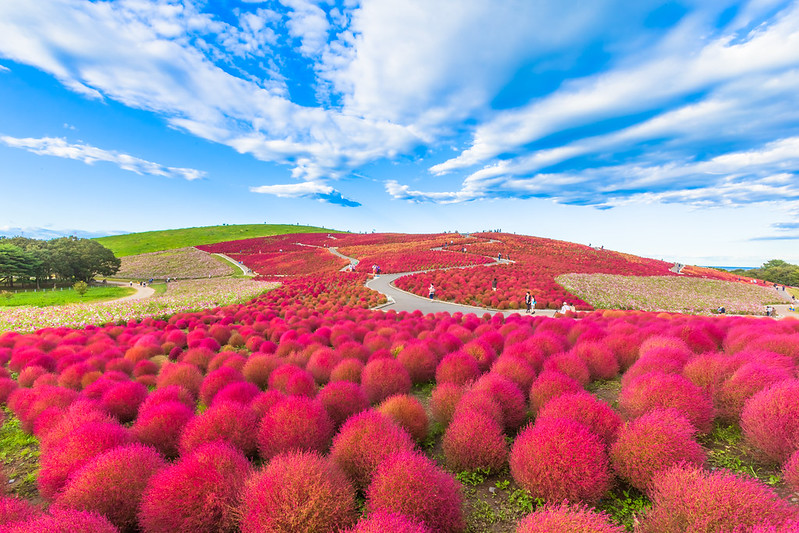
left=95, top=223, right=343, bottom=256
left=0, top=411, right=40, bottom=499
left=0, top=286, right=135, bottom=307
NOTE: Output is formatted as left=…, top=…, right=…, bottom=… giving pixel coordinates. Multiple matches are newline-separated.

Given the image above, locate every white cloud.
left=251, top=180, right=360, bottom=206
left=0, top=135, right=205, bottom=180
left=279, top=0, right=329, bottom=57
left=0, top=63, right=9, bottom=72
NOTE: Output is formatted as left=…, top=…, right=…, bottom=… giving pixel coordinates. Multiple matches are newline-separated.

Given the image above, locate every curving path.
left=213, top=253, right=255, bottom=276
left=104, top=281, right=155, bottom=302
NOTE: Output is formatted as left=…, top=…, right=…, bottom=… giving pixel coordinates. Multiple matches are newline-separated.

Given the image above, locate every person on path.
left=492, top=278, right=498, bottom=292
left=428, top=283, right=436, bottom=300
left=524, top=291, right=534, bottom=314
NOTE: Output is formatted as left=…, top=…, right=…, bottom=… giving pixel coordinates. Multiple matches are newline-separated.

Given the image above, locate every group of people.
left=371, top=264, right=381, bottom=276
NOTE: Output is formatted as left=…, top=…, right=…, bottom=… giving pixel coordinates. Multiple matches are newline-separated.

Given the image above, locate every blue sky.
left=1, top=0, right=799, bottom=266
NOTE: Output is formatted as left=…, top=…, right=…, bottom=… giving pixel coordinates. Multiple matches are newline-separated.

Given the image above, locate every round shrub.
left=268, top=364, right=316, bottom=397
left=344, top=511, right=431, bottom=533
left=490, top=355, right=536, bottom=392
left=330, top=410, right=416, bottom=488
left=212, top=381, right=260, bottom=406
left=199, top=367, right=244, bottom=406
left=0, top=377, right=18, bottom=405
left=0, top=495, right=41, bottom=526
left=515, top=502, right=624, bottom=533
left=637, top=463, right=799, bottom=533
left=610, top=408, right=706, bottom=492
left=306, top=347, right=341, bottom=385
left=37, top=400, right=115, bottom=452
left=249, top=390, right=285, bottom=421
left=329, top=358, right=364, bottom=383
left=541, top=352, right=590, bottom=387
left=7, top=508, right=119, bottom=533
left=741, top=380, right=799, bottom=462
left=18, top=365, right=48, bottom=388
left=377, top=394, right=428, bottom=442
left=470, top=374, right=527, bottom=431
left=783, top=448, right=799, bottom=492
left=54, top=443, right=166, bottom=532
left=180, top=400, right=259, bottom=457
left=257, top=396, right=334, bottom=460
left=453, top=390, right=504, bottom=427
left=435, top=351, right=481, bottom=386
left=361, top=358, right=411, bottom=404
left=366, top=450, right=465, bottom=533
left=528, top=370, right=582, bottom=414
left=536, top=392, right=621, bottom=445
left=619, top=372, right=714, bottom=434
left=509, top=418, right=612, bottom=504
left=156, top=363, right=203, bottom=400
left=682, top=352, right=740, bottom=399
left=138, top=441, right=251, bottom=533
left=462, top=340, right=496, bottom=372
left=442, top=409, right=507, bottom=472
left=717, top=362, right=793, bottom=422
left=621, top=347, right=692, bottom=388
left=17, top=386, right=78, bottom=434
left=396, top=343, right=438, bottom=384
left=137, top=385, right=195, bottom=416
left=239, top=451, right=357, bottom=533
left=101, top=381, right=148, bottom=423
left=38, top=421, right=132, bottom=500
left=317, top=381, right=369, bottom=427
left=572, top=342, right=620, bottom=381
left=429, top=383, right=464, bottom=427
left=242, top=353, right=281, bottom=389
left=133, top=401, right=195, bottom=459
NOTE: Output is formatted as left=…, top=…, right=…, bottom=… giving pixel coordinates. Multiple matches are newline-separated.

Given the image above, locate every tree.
left=48, top=237, right=120, bottom=282
left=72, top=281, right=89, bottom=296
left=0, top=243, right=38, bottom=287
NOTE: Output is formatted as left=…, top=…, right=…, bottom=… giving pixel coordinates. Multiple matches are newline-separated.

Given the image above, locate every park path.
left=213, top=253, right=255, bottom=276
left=105, top=281, right=155, bottom=302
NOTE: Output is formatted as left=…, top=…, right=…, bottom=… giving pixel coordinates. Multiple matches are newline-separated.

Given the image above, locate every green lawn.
left=0, top=286, right=134, bottom=307
left=95, top=224, right=343, bottom=256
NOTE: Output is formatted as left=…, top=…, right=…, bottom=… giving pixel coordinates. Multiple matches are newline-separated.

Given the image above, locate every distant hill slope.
left=95, top=224, right=342, bottom=257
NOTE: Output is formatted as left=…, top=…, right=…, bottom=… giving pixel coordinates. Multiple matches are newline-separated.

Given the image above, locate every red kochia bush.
left=180, top=400, right=259, bottom=457
left=572, top=342, right=620, bottom=381
left=542, top=352, right=591, bottom=387
left=637, top=463, right=799, bottom=533
left=330, top=358, right=364, bottom=383
left=515, top=502, right=624, bottom=533
left=717, top=362, right=793, bottom=422
left=396, top=343, right=438, bottom=384
left=741, top=380, right=799, bottom=462
left=137, top=385, right=195, bottom=415
left=509, top=418, right=612, bottom=504
left=361, top=358, right=412, bottom=404
left=257, top=396, right=334, bottom=460
left=199, top=367, right=244, bottom=406
left=619, top=372, right=714, bottom=434
left=528, top=370, right=582, bottom=414
left=38, top=421, right=132, bottom=501
left=249, top=390, right=286, bottom=421
left=212, top=381, right=260, bottom=406
left=239, top=451, right=357, bottom=533
left=133, top=401, right=195, bottom=459
left=306, top=347, right=341, bottom=385
left=610, top=409, right=706, bottom=492
left=377, top=394, right=428, bottom=442
left=268, top=364, right=316, bottom=397
left=430, top=383, right=464, bottom=427
left=470, top=374, right=527, bottom=431
left=783, top=448, right=799, bottom=492
left=0, top=377, right=18, bottom=404
left=101, top=381, right=148, bottom=423
left=366, top=450, right=465, bottom=533
left=242, top=353, right=281, bottom=389
left=536, top=392, right=621, bottom=445
left=442, top=409, right=507, bottom=472
left=138, top=442, right=251, bottom=533
left=156, top=363, right=203, bottom=399
left=0, top=494, right=41, bottom=525
left=435, top=351, right=482, bottom=386
left=6, top=508, right=119, bottom=533
left=330, top=410, right=416, bottom=488
left=490, top=355, right=536, bottom=392
left=54, top=443, right=166, bottom=532
left=317, top=381, right=369, bottom=427
left=344, top=511, right=432, bottom=533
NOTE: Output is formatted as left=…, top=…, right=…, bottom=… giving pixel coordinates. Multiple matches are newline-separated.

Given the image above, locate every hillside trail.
left=213, top=253, right=255, bottom=276
left=104, top=281, right=155, bottom=302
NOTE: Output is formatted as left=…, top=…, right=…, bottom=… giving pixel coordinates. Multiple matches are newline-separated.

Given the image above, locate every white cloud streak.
left=0, top=135, right=205, bottom=181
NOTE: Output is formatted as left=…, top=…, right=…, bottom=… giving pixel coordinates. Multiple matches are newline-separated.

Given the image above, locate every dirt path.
left=104, top=281, right=155, bottom=302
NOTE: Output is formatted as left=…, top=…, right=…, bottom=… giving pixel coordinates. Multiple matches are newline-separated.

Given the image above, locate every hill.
left=95, top=224, right=341, bottom=257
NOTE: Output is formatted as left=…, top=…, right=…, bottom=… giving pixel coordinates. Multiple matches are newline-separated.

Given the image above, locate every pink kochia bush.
left=53, top=443, right=166, bottom=532
left=430, top=383, right=464, bottom=427
left=528, top=370, right=582, bottom=414
left=101, top=381, right=148, bottom=423
left=619, top=372, right=714, bottom=434
left=239, top=451, right=357, bottom=533
left=268, top=364, right=316, bottom=397
left=471, top=374, right=527, bottom=431
left=330, top=410, right=416, bottom=488
left=435, top=351, right=481, bottom=386
left=361, top=358, right=412, bottom=404
left=784, top=449, right=799, bottom=492
left=257, top=396, right=334, bottom=460
left=377, top=394, right=429, bottom=442
left=717, top=362, right=793, bottom=421
left=0, top=494, right=41, bottom=526
left=316, top=381, right=369, bottom=427
left=515, top=502, right=625, bottom=533
left=535, top=392, right=621, bottom=445
left=133, top=401, right=195, bottom=459
left=345, top=512, right=431, bottom=533
left=741, top=380, right=799, bottom=462
left=366, top=450, right=465, bottom=533
left=6, top=508, right=119, bottom=533
left=638, top=463, right=799, bottom=533
left=442, top=409, right=507, bottom=472
left=138, top=442, right=251, bottom=533
left=509, top=418, right=612, bottom=504
left=179, top=400, right=260, bottom=457
left=610, top=409, right=706, bottom=492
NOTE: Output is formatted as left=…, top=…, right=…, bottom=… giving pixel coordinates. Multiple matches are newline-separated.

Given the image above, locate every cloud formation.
left=0, top=136, right=205, bottom=181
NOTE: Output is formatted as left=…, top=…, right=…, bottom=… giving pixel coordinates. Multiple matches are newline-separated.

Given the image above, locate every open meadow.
left=0, top=230, right=798, bottom=532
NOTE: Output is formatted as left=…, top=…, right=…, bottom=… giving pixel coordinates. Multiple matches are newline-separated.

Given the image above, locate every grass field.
left=0, top=286, right=135, bottom=307
left=95, top=224, right=342, bottom=256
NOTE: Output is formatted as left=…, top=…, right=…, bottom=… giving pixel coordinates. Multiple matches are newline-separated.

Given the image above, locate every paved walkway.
left=105, top=281, right=155, bottom=302
left=213, top=253, right=255, bottom=276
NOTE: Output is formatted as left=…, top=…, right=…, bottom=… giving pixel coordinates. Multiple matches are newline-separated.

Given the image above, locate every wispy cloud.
left=0, top=225, right=124, bottom=240
left=0, top=64, right=9, bottom=72
left=0, top=136, right=205, bottom=181
left=250, top=180, right=360, bottom=207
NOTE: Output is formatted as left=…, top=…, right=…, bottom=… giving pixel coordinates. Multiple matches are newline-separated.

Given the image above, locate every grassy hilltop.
left=95, top=224, right=341, bottom=257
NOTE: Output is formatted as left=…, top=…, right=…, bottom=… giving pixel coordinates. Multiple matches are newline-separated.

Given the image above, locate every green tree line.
left=729, top=259, right=799, bottom=287
left=0, top=236, right=120, bottom=288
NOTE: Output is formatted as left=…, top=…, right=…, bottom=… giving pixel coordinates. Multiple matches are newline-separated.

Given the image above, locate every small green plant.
left=0, top=290, right=12, bottom=300
left=765, top=473, right=782, bottom=486
left=495, top=479, right=510, bottom=490
left=422, top=422, right=444, bottom=450
left=508, top=489, right=543, bottom=514
left=457, top=467, right=491, bottom=486
left=599, top=487, right=651, bottom=531
left=72, top=281, right=89, bottom=296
